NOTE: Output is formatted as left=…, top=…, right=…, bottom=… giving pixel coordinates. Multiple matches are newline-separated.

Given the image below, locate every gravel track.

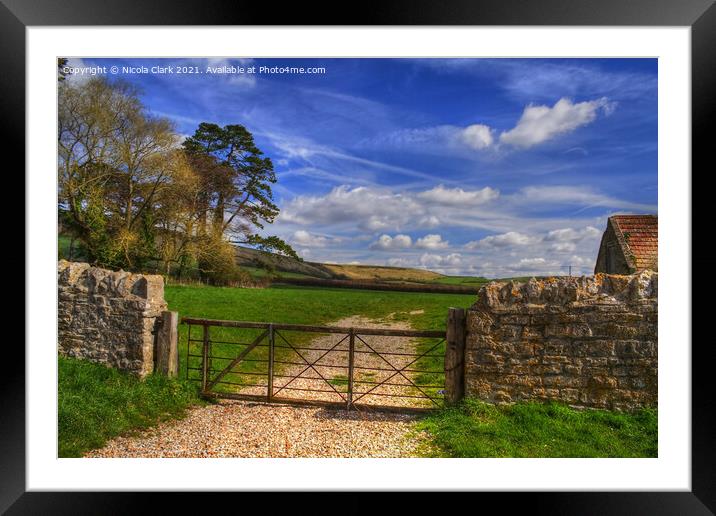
left=240, top=315, right=441, bottom=409
left=85, top=315, right=437, bottom=458
left=85, top=399, right=428, bottom=458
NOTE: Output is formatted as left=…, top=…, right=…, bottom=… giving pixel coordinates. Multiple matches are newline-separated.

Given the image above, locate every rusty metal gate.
left=181, top=317, right=447, bottom=412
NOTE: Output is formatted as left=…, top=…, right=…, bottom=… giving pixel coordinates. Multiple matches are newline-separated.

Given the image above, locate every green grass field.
left=430, top=275, right=489, bottom=286
left=58, top=356, right=203, bottom=457
left=166, top=283, right=473, bottom=330
left=415, top=398, right=657, bottom=457
left=166, top=283, right=474, bottom=396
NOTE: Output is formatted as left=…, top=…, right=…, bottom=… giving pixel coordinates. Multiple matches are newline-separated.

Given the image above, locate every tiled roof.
left=611, top=215, right=658, bottom=271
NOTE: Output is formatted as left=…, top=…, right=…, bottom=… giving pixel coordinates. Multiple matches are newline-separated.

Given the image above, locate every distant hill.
left=234, top=246, right=446, bottom=283
left=320, top=263, right=444, bottom=282
left=235, top=246, right=336, bottom=279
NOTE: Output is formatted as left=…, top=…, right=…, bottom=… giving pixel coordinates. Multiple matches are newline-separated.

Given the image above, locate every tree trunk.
left=213, top=193, right=224, bottom=237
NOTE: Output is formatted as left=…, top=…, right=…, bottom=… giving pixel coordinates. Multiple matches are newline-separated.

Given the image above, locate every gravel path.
left=240, top=315, right=441, bottom=409
left=85, top=315, right=437, bottom=458
left=86, top=399, right=428, bottom=458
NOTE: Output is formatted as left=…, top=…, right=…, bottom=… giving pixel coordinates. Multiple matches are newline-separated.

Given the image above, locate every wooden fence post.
left=347, top=328, right=355, bottom=410
left=445, top=307, right=466, bottom=405
left=201, top=324, right=210, bottom=393
left=156, top=311, right=179, bottom=377
left=267, top=324, right=275, bottom=402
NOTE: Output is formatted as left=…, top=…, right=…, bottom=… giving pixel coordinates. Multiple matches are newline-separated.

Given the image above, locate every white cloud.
left=518, top=257, right=547, bottom=267
left=459, top=124, right=494, bottom=150
left=369, top=234, right=413, bottom=250
left=549, top=242, right=577, bottom=253
left=291, top=230, right=338, bottom=248
left=278, top=184, right=643, bottom=240
left=569, top=255, right=593, bottom=266
left=273, top=183, right=641, bottom=278
left=418, top=185, right=499, bottom=206
left=387, top=257, right=414, bottom=267
left=463, top=225, right=601, bottom=259
left=465, top=231, right=536, bottom=249
left=544, top=226, right=601, bottom=254
left=280, top=185, right=499, bottom=233
left=365, top=217, right=392, bottom=231
left=289, top=219, right=606, bottom=278
left=499, top=97, right=614, bottom=149
left=419, top=215, right=441, bottom=228
left=439, top=222, right=608, bottom=277
left=420, top=253, right=463, bottom=268
left=280, top=186, right=422, bottom=231
left=544, top=226, right=601, bottom=242
left=415, top=234, right=449, bottom=250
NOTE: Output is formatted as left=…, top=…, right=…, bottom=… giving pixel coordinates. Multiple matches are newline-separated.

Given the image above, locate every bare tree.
left=58, top=77, right=177, bottom=268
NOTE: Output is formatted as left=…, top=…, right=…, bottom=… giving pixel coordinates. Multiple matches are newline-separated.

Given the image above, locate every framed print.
left=6, top=0, right=715, bottom=512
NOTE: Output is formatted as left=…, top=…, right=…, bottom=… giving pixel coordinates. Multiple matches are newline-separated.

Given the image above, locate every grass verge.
left=415, top=398, right=657, bottom=458
left=58, top=356, right=203, bottom=457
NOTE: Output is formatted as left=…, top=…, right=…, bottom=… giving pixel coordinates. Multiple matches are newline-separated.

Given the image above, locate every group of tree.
left=58, top=73, right=297, bottom=284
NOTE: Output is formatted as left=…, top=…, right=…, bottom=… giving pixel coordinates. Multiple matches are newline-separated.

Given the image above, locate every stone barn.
left=594, top=215, right=657, bottom=275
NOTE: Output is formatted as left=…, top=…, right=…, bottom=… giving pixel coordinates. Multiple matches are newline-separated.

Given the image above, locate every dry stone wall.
left=465, top=271, right=657, bottom=411
left=58, top=260, right=168, bottom=376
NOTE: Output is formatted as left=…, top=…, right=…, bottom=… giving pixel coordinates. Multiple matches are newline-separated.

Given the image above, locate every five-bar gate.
left=182, top=318, right=447, bottom=412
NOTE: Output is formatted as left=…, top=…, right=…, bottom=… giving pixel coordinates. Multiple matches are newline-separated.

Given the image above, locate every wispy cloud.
left=510, top=186, right=656, bottom=212
left=499, top=97, right=615, bottom=149
left=360, top=96, right=615, bottom=156
left=290, top=230, right=335, bottom=248
left=418, top=185, right=499, bottom=206
left=465, top=231, right=537, bottom=249
left=412, top=58, right=657, bottom=103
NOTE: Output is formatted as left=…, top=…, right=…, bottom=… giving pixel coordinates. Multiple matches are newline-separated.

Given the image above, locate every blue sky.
left=69, top=57, right=657, bottom=277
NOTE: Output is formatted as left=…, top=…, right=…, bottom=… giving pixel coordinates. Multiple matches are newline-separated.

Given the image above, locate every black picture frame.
left=4, top=0, right=714, bottom=513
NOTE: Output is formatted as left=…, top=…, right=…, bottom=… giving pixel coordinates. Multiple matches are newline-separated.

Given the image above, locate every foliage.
left=58, top=234, right=87, bottom=262
left=58, top=77, right=179, bottom=269
left=195, top=237, right=253, bottom=286
left=244, top=234, right=300, bottom=260
left=182, top=122, right=296, bottom=262
left=57, top=78, right=294, bottom=283
left=58, top=356, right=203, bottom=457
left=415, top=398, right=658, bottom=458
left=57, top=57, right=69, bottom=81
